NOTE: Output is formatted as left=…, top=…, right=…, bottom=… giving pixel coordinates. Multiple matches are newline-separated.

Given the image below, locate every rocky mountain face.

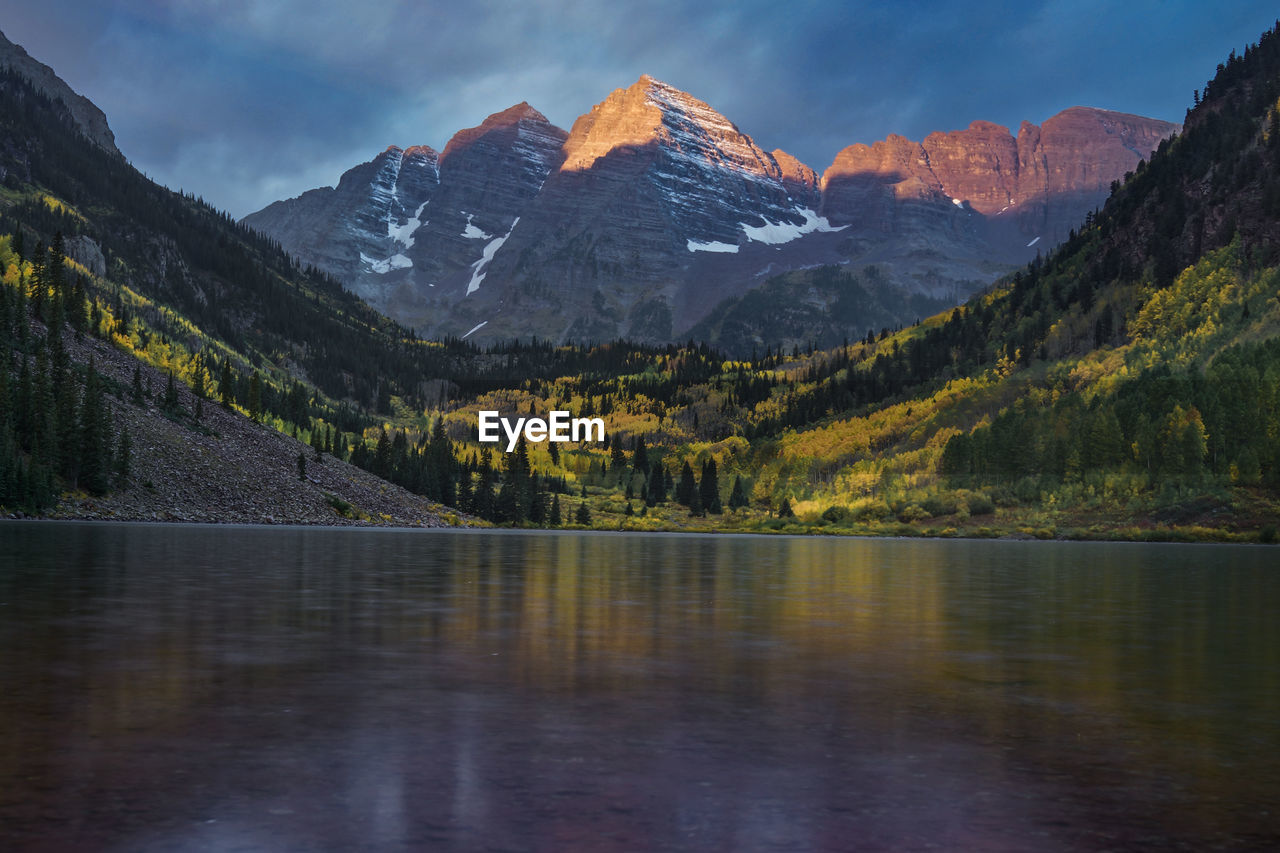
left=822, top=107, right=1179, bottom=252
left=0, top=28, right=119, bottom=155
left=243, top=104, right=566, bottom=325
left=245, top=76, right=1178, bottom=346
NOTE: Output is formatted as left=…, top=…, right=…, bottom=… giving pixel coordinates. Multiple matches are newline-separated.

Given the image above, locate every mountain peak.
left=486, top=101, right=552, bottom=126
left=442, top=102, right=562, bottom=162
left=0, top=28, right=119, bottom=155
left=560, top=74, right=770, bottom=176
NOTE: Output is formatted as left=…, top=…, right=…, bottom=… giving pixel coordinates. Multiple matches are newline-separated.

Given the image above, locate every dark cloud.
left=3, top=1, right=1277, bottom=216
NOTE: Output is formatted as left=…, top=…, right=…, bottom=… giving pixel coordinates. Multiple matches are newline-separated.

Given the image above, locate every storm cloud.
left=3, top=0, right=1276, bottom=217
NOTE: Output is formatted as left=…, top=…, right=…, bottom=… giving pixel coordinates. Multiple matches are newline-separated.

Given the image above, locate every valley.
left=1, top=23, right=1278, bottom=541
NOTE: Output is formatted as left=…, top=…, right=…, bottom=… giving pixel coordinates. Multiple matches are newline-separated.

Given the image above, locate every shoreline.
left=6, top=513, right=1273, bottom=546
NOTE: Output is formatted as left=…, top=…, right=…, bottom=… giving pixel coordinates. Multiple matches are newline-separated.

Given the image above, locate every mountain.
left=0, top=28, right=118, bottom=155
left=246, top=76, right=1176, bottom=347
left=243, top=104, right=567, bottom=328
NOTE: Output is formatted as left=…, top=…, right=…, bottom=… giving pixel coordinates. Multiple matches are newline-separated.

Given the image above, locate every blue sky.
left=4, top=1, right=1276, bottom=217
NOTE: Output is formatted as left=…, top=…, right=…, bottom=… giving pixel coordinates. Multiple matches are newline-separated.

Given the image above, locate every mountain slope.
left=0, top=54, right=471, bottom=524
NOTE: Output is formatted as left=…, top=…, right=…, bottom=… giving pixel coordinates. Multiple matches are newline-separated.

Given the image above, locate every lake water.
left=0, top=523, right=1277, bottom=851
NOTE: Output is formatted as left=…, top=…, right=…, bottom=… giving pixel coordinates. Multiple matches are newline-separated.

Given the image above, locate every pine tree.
left=728, top=475, right=748, bottom=511
left=131, top=364, right=145, bottom=405
left=297, top=453, right=307, bottom=480
left=474, top=451, right=496, bottom=519
left=549, top=493, right=562, bottom=526
left=529, top=475, right=547, bottom=524
left=676, top=460, right=697, bottom=507
left=116, top=424, right=131, bottom=486
left=248, top=371, right=263, bottom=421
left=633, top=436, right=649, bottom=473
left=374, top=428, right=393, bottom=479
left=456, top=464, right=473, bottom=512
left=78, top=357, right=110, bottom=495
left=700, top=458, right=721, bottom=514
left=68, top=276, right=88, bottom=337
left=219, top=360, right=233, bottom=408
left=47, top=235, right=66, bottom=330
left=507, top=436, right=533, bottom=520
left=575, top=500, right=591, bottom=526
left=162, top=371, right=181, bottom=413
left=28, top=240, right=45, bottom=319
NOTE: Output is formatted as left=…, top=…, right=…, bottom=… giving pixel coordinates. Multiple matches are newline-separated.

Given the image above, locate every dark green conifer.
left=163, top=371, right=181, bottom=413
left=633, top=436, right=649, bottom=473
left=700, top=458, right=722, bottom=514
left=78, top=357, right=110, bottom=495
left=219, top=360, right=233, bottom=408
left=116, top=424, right=131, bottom=486
left=131, top=365, right=145, bottom=405
left=248, top=371, right=263, bottom=422
left=676, top=460, right=697, bottom=507
left=374, top=428, right=392, bottom=479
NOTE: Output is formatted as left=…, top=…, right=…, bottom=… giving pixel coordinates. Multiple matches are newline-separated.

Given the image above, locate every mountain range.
left=244, top=76, right=1177, bottom=347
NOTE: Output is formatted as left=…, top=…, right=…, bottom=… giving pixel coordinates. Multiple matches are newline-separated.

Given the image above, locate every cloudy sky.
left=4, top=1, right=1276, bottom=218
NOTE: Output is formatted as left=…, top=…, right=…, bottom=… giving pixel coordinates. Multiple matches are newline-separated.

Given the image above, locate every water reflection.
left=0, top=523, right=1277, bottom=850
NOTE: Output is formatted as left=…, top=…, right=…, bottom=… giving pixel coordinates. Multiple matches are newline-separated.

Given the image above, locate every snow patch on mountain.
left=466, top=218, right=519, bottom=295
left=740, top=207, right=846, bottom=245
left=389, top=201, right=428, bottom=248
left=461, top=212, right=492, bottom=240
left=361, top=252, right=413, bottom=274
left=687, top=239, right=739, bottom=254
left=461, top=320, right=489, bottom=339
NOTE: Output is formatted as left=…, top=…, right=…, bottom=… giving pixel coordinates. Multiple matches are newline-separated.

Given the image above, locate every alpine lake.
left=1, top=522, right=1277, bottom=851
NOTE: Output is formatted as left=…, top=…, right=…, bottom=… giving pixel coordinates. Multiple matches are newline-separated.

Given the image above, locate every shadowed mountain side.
left=687, top=264, right=954, bottom=357
left=436, top=140, right=677, bottom=343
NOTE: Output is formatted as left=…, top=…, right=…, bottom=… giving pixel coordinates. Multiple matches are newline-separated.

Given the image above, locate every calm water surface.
left=0, top=522, right=1277, bottom=851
